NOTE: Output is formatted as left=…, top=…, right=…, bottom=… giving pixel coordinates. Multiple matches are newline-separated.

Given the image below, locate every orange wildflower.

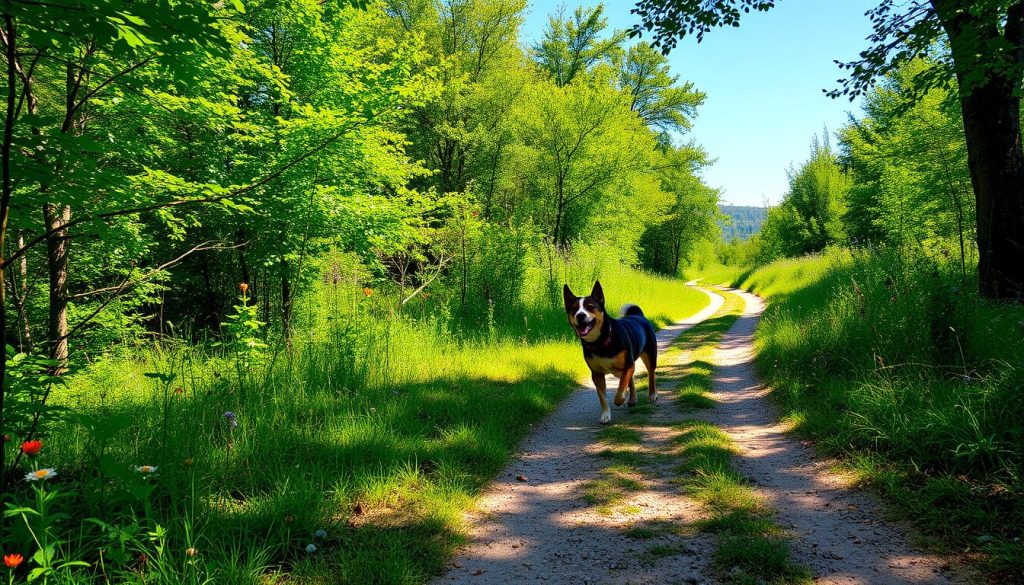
left=4, top=553, right=23, bottom=568
left=20, top=440, right=42, bottom=457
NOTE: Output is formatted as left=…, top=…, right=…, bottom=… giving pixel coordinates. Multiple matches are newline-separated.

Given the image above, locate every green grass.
left=656, top=290, right=746, bottom=409
left=581, top=464, right=646, bottom=515
left=673, top=420, right=810, bottom=585
left=714, top=246, right=1024, bottom=579
left=0, top=259, right=709, bottom=584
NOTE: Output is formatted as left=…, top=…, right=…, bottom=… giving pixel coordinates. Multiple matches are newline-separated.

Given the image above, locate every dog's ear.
left=591, top=280, right=605, bottom=307
left=563, top=284, right=576, bottom=310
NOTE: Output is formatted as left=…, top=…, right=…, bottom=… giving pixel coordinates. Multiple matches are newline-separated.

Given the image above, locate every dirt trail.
left=434, top=287, right=970, bottom=585
left=434, top=288, right=724, bottom=585
left=707, top=288, right=968, bottom=585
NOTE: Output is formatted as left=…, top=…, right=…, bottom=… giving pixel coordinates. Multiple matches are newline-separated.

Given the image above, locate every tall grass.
left=719, top=247, right=1024, bottom=578
left=2, top=245, right=707, bottom=583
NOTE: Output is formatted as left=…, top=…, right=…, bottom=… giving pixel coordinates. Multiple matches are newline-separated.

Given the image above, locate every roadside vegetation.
left=719, top=250, right=1024, bottom=578
left=0, top=0, right=723, bottom=582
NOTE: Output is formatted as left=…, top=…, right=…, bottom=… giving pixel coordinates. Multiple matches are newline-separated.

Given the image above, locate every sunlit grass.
left=717, top=246, right=1024, bottom=576
left=10, top=261, right=710, bottom=583
left=673, top=420, right=811, bottom=585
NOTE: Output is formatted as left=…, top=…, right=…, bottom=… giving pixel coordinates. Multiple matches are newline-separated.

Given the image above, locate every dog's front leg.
left=613, top=364, right=635, bottom=407
left=592, top=371, right=611, bottom=424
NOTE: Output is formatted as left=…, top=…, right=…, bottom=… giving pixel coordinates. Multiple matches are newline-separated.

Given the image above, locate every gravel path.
left=434, top=288, right=724, bottom=585
left=706, top=288, right=969, bottom=585
left=434, top=287, right=973, bottom=585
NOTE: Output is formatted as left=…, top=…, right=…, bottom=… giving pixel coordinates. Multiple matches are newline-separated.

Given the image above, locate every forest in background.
left=0, top=0, right=722, bottom=371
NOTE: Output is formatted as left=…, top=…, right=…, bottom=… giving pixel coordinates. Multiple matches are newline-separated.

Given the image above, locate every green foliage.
left=726, top=248, right=1024, bottom=576
left=0, top=259, right=708, bottom=583
left=839, top=59, right=974, bottom=261
left=758, top=135, right=850, bottom=262
left=532, top=4, right=625, bottom=87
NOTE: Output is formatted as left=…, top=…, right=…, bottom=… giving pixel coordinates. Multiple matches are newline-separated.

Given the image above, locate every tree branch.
left=1, top=125, right=353, bottom=270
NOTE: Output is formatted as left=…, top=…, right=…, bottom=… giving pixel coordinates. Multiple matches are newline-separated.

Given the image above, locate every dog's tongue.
left=576, top=322, right=594, bottom=338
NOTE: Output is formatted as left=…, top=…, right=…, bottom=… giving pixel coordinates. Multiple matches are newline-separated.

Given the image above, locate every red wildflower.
left=20, top=440, right=42, bottom=457
left=3, top=554, right=23, bottom=568
left=239, top=282, right=249, bottom=295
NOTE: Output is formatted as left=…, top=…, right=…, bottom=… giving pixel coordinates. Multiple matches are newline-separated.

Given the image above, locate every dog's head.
left=563, top=281, right=605, bottom=342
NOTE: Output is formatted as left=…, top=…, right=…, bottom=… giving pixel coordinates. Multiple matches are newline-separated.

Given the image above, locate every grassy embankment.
left=704, top=248, right=1024, bottom=579
left=6, top=252, right=707, bottom=584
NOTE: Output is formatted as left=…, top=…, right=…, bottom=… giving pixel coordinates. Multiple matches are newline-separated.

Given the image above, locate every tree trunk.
left=44, top=203, right=70, bottom=369
left=280, top=261, right=292, bottom=336
left=957, top=79, right=1024, bottom=299
left=934, top=0, right=1024, bottom=300
left=1, top=12, right=18, bottom=492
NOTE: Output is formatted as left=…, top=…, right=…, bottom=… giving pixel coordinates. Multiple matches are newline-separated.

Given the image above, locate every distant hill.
left=719, top=205, right=767, bottom=241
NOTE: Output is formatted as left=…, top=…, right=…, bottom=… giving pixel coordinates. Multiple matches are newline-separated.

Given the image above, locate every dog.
left=563, top=280, right=658, bottom=424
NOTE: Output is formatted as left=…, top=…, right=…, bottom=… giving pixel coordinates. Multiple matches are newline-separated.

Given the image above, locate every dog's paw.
left=600, top=410, right=611, bottom=424
left=649, top=391, right=659, bottom=404
left=613, top=392, right=626, bottom=407
left=627, top=398, right=637, bottom=408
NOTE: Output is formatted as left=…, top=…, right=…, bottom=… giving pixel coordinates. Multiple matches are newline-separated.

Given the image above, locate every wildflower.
left=24, top=468, right=56, bottom=482
left=363, top=287, right=373, bottom=297
left=136, top=465, right=158, bottom=474
left=183, top=458, right=194, bottom=467
left=3, top=554, right=23, bottom=568
left=174, top=387, right=185, bottom=395
left=314, top=529, right=327, bottom=539
left=240, top=282, right=249, bottom=295
left=2, top=434, right=11, bottom=442
left=305, top=543, right=317, bottom=554
left=284, top=514, right=295, bottom=525
left=186, top=547, right=198, bottom=558
left=223, top=411, right=238, bottom=429
left=138, top=553, right=147, bottom=567
left=20, top=439, right=43, bottom=457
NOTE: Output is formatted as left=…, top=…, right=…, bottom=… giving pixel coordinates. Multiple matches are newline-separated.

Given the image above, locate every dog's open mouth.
left=574, top=320, right=595, bottom=338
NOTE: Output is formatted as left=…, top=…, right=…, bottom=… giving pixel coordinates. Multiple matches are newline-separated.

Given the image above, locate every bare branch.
left=62, top=240, right=241, bottom=341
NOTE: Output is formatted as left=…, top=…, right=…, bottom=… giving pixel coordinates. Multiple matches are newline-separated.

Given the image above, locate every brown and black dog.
left=564, top=281, right=658, bottom=424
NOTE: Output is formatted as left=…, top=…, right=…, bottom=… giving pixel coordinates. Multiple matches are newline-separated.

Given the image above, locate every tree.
left=757, top=135, right=850, bottom=259
left=638, top=144, right=720, bottom=275
left=511, top=72, right=657, bottom=246
left=619, top=42, right=705, bottom=135
left=839, top=59, right=973, bottom=268
left=632, top=0, right=1024, bottom=300
left=532, top=4, right=624, bottom=87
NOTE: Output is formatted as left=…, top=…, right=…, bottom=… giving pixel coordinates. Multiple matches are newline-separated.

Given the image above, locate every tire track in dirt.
left=433, top=287, right=724, bottom=585
left=705, top=288, right=972, bottom=585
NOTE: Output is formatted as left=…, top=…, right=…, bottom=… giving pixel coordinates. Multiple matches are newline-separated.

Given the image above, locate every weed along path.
left=435, top=287, right=968, bottom=585
left=704, top=288, right=968, bottom=585
left=434, top=287, right=724, bottom=585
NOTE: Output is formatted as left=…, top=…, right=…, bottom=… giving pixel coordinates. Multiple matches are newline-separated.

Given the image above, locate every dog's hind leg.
left=640, top=351, right=657, bottom=404
left=627, top=377, right=637, bottom=407
left=593, top=371, right=611, bottom=424
left=613, top=364, right=635, bottom=407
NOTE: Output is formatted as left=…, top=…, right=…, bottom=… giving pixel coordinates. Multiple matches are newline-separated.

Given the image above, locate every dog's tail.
left=620, top=303, right=644, bottom=317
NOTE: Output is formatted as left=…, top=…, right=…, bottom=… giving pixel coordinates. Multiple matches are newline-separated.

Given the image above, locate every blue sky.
left=520, top=0, right=879, bottom=206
